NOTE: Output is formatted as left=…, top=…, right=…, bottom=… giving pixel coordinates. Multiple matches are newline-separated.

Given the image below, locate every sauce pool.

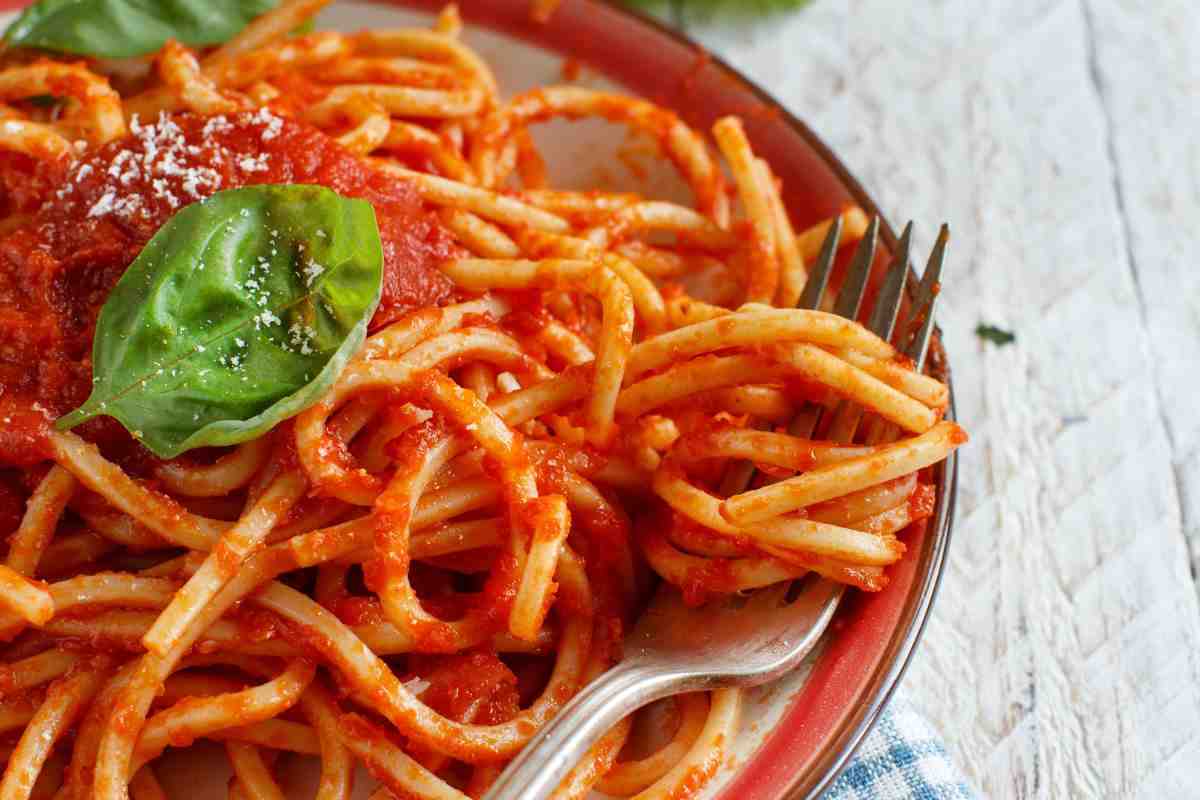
left=0, top=110, right=459, bottom=467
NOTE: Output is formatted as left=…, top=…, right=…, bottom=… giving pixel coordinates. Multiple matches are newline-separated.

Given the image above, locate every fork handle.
left=484, top=662, right=702, bottom=800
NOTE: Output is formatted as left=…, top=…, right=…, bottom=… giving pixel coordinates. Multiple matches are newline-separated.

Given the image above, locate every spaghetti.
left=0, top=2, right=966, bottom=799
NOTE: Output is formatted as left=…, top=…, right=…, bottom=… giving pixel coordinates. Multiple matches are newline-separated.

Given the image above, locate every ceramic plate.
left=0, top=2, right=959, bottom=797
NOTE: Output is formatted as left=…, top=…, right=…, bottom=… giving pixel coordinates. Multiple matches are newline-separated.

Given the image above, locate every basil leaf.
left=975, top=323, right=1016, bottom=347
left=4, top=0, right=279, bottom=59
left=57, top=185, right=383, bottom=459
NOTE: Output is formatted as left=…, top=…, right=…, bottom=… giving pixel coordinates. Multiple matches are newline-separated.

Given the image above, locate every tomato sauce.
left=412, top=650, right=520, bottom=726
left=0, top=110, right=459, bottom=467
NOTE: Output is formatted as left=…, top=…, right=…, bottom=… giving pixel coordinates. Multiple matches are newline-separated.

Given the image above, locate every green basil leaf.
left=975, top=323, right=1016, bottom=347
left=57, top=184, right=383, bottom=459
left=4, top=0, right=279, bottom=59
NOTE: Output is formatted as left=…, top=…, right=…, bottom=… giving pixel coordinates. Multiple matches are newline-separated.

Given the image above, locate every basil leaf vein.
left=57, top=184, right=383, bottom=459
left=4, top=0, right=279, bottom=59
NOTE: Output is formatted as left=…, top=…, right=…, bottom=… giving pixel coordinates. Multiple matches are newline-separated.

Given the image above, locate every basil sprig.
left=58, top=185, right=383, bottom=459
left=975, top=323, right=1016, bottom=347
left=3, top=0, right=278, bottom=59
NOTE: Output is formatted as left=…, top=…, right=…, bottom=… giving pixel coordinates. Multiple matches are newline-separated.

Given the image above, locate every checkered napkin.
left=823, top=691, right=979, bottom=800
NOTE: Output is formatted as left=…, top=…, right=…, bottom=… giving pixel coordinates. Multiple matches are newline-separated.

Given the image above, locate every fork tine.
left=861, top=224, right=950, bottom=445
left=796, top=215, right=842, bottom=311
left=902, top=223, right=949, bottom=368
left=824, top=220, right=904, bottom=444
left=788, top=216, right=878, bottom=441
left=720, top=214, right=845, bottom=496
left=831, top=215, right=878, bottom=320
left=865, top=221, right=911, bottom=339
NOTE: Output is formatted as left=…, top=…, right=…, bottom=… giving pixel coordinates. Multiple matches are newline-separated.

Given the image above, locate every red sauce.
left=560, top=57, right=583, bottom=83
left=949, top=423, right=969, bottom=446
left=907, top=482, right=936, bottom=522
left=480, top=550, right=520, bottom=627
left=412, top=650, right=520, bottom=726
left=230, top=606, right=284, bottom=645
left=331, top=596, right=387, bottom=627
left=0, top=472, right=26, bottom=532
left=0, top=110, right=460, bottom=467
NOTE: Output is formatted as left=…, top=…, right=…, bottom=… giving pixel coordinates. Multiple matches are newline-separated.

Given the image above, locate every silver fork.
left=484, top=220, right=949, bottom=800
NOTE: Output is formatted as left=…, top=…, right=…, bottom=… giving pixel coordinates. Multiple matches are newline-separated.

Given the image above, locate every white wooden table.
left=666, top=1, right=1200, bottom=796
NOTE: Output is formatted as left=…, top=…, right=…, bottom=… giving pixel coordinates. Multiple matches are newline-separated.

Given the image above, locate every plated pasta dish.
left=0, top=1, right=966, bottom=799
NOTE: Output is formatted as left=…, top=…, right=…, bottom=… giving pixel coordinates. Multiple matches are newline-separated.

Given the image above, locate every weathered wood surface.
left=678, top=1, right=1200, bottom=797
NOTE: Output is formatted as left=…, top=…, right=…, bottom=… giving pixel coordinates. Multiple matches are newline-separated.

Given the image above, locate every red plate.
left=0, top=1, right=959, bottom=796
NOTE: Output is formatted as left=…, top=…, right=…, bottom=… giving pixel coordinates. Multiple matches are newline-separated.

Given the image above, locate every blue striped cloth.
left=823, top=692, right=979, bottom=800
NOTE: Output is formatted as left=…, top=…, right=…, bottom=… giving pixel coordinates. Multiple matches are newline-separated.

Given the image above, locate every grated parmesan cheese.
left=252, top=108, right=284, bottom=141
left=255, top=309, right=280, bottom=329
left=202, top=115, right=233, bottom=137
left=87, top=191, right=117, bottom=218
left=58, top=110, right=285, bottom=222
left=302, top=259, right=324, bottom=286
left=287, top=322, right=317, bottom=355
left=238, top=153, right=270, bottom=173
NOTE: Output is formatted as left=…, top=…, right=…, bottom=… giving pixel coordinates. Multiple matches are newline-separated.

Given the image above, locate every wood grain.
left=680, top=0, right=1200, bottom=796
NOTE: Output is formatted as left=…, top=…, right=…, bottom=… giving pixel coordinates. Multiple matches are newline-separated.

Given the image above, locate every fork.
left=484, top=219, right=949, bottom=800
